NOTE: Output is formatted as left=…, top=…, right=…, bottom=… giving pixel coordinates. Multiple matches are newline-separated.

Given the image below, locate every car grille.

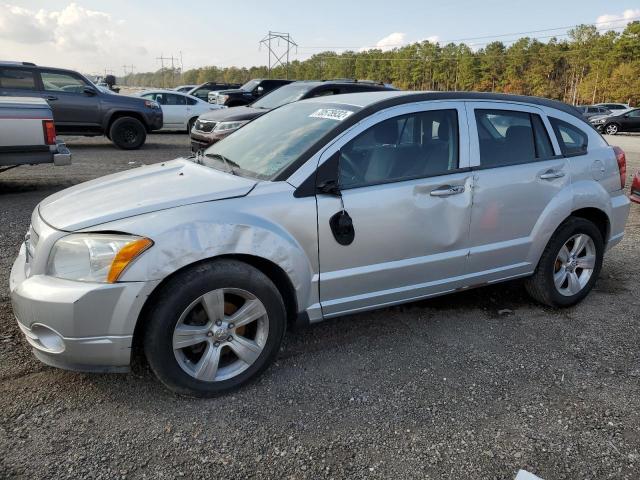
left=195, top=119, right=217, bottom=133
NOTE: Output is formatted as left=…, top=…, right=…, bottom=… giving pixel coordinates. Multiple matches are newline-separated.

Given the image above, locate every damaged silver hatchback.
left=10, top=91, right=630, bottom=396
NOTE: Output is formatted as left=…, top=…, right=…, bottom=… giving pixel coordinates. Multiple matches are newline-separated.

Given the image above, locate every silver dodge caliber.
left=10, top=91, right=631, bottom=396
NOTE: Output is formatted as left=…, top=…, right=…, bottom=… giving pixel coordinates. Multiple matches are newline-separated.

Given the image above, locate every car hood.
left=197, top=106, right=266, bottom=122
left=38, top=158, right=257, bottom=231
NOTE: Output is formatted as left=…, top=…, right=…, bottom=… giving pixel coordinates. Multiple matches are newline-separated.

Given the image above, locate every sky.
left=0, top=0, right=639, bottom=77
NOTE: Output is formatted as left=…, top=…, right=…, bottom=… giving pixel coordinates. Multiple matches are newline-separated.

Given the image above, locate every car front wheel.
left=143, top=260, right=286, bottom=396
left=525, top=217, right=604, bottom=307
left=110, top=116, right=147, bottom=149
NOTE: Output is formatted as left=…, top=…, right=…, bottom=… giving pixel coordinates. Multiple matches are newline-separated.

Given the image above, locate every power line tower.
left=156, top=53, right=180, bottom=87
left=259, top=31, right=297, bottom=79
left=122, top=64, right=135, bottom=85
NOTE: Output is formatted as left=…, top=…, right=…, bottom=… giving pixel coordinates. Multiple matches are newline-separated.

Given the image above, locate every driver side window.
left=339, top=109, right=459, bottom=189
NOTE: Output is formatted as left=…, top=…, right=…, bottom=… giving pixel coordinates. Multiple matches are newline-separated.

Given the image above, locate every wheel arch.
left=105, top=110, right=148, bottom=132
left=131, top=254, right=302, bottom=360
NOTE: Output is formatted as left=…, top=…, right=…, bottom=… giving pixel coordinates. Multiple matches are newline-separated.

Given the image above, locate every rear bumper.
left=53, top=140, right=71, bottom=166
left=606, top=192, right=631, bottom=251
left=0, top=140, right=71, bottom=167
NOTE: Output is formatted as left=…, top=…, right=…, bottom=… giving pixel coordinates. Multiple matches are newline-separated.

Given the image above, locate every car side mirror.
left=256, top=86, right=264, bottom=96
left=84, top=86, right=97, bottom=96
left=316, top=151, right=342, bottom=196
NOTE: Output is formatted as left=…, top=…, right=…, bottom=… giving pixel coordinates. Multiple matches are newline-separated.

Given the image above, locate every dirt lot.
left=1, top=132, right=639, bottom=479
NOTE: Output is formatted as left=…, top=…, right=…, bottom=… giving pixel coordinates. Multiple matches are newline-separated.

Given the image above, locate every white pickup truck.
left=0, top=96, right=71, bottom=170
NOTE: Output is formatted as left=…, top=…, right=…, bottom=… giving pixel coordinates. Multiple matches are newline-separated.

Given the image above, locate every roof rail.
left=0, top=61, right=36, bottom=66
left=320, top=78, right=384, bottom=85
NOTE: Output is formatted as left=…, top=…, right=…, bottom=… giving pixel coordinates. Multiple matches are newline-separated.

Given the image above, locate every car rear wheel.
left=110, top=116, right=147, bottom=149
left=143, top=260, right=286, bottom=397
left=604, top=123, right=620, bottom=135
left=525, top=217, right=604, bottom=307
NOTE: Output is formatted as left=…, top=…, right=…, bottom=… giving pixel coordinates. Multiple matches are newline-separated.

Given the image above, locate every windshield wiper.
left=204, top=152, right=240, bottom=175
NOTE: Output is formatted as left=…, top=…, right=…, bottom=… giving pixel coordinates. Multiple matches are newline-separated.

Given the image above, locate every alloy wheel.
left=605, top=124, right=618, bottom=135
left=553, top=233, right=596, bottom=296
left=172, top=288, right=269, bottom=382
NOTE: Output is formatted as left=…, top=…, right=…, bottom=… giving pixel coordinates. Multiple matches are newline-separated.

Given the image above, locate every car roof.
left=301, top=90, right=584, bottom=119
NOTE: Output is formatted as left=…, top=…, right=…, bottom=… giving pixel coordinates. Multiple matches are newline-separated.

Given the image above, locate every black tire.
left=143, top=260, right=286, bottom=397
left=187, top=117, right=197, bottom=133
left=525, top=217, right=604, bottom=308
left=604, top=123, right=620, bottom=135
left=109, top=116, right=147, bottom=150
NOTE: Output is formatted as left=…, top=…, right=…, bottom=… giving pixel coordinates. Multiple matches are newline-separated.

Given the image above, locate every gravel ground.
left=0, top=132, right=639, bottom=480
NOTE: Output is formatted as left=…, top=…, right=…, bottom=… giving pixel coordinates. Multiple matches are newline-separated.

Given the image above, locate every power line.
left=295, top=15, right=640, bottom=51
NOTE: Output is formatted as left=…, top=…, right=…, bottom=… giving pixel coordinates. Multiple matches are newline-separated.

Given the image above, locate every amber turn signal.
left=107, top=238, right=154, bottom=283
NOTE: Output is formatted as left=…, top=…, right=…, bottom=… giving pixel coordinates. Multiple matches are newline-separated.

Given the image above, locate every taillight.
left=613, top=146, right=626, bottom=189
left=42, top=119, right=56, bottom=145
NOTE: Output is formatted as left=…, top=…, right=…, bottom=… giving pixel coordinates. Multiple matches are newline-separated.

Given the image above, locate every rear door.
left=38, top=69, right=101, bottom=128
left=465, top=101, right=567, bottom=281
left=316, top=101, right=474, bottom=317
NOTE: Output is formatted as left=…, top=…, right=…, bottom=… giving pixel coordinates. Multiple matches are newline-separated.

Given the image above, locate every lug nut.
left=227, top=336, right=233, bottom=342
left=215, top=320, right=222, bottom=326
left=213, top=341, right=220, bottom=347
left=228, top=323, right=235, bottom=329
left=207, top=331, right=213, bottom=337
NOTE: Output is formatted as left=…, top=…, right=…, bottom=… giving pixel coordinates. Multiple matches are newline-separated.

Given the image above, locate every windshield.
left=202, top=101, right=360, bottom=179
left=240, top=80, right=260, bottom=91
left=252, top=84, right=313, bottom=109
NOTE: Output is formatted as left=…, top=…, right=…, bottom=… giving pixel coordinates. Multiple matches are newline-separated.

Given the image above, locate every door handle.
left=539, top=169, right=565, bottom=180
left=430, top=185, right=465, bottom=197
left=44, top=95, right=58, bottom=101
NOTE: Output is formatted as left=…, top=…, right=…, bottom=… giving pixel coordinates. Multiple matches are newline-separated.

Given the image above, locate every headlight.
left=47, top=234, right=153, bottom=283
left=217, top=95, right=229, bottom=105
left=213, top=120, right=248, bottom=132
left=144, top=100, right=160, bottom=109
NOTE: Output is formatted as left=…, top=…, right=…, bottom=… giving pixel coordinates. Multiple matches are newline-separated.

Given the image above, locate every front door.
left=38, top=70, right=101, bottom=130
left=316, top=102, right=473, bottom=317
left=464, top=101, right=569, bottom=281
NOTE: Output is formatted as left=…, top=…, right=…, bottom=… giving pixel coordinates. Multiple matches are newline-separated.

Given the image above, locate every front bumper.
left=146, top=110, right=164, bottom=131
left=9, top=244, right=154, bottom=372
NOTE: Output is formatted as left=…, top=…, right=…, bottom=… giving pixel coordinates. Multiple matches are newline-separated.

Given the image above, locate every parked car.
left=10, top=91, right=630, bottom=396
left=208, top=79, right=293, bottom=107
left=174, top=85, right=198, bottom=93
left=187, top=82, right=241, bottom=102
left=595, top=103, right=631, bottom=113
left=576, top=105, right=612, bottom=119
left=631, top=171, right=640, bottom=204
left=590, top=108, right=640, bottom=135
left=137, top=89, right=224, bottom=132
left=0, top=96, right=71, bottom=168
left=190, top=79, right=396, bottom=150
left=0, top=61, right=163, bottom=149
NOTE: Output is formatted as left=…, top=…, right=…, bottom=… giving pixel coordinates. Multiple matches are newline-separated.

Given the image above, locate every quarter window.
left=339, top=109, right=459, bottom=188
left=549, top=118, right=588, bottom=156
left=0, top=69, right=36, bottom=90
left=41, top=71, right=87, bottom=93
left=475, top=109, right=554, bottom=167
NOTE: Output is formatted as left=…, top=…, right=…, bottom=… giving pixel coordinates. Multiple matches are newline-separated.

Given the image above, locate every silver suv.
left=10, top=91, right=631, bottom=396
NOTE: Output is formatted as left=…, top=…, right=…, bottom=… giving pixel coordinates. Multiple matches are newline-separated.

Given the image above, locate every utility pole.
left=122, top=64, right=135, bottom=85
left=259, top=31, right=297, bottom=79
left=157, top=54, right=179, bottom=87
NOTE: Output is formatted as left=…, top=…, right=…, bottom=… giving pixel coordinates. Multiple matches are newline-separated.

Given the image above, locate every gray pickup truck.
left=0, top=96, right=71, bottom=169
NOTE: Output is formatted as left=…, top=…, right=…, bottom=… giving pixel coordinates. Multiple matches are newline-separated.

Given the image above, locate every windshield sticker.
left=309, top=108, right=354, bottom=121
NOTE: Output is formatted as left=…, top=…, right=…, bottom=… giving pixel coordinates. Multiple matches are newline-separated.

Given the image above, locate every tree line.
left=122, top=22, right=640, bottom=105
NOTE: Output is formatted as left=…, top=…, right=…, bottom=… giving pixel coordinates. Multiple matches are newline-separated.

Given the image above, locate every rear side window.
left=165, top=93, right=186, bottom=105
left=0, top=68, right=36, bottom=90
left=549, top=118, right=588, bottom=156
left=475, top=109, right=554, bottom=167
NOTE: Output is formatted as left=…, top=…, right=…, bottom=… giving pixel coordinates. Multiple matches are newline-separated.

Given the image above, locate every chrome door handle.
left=430, top=185, right=465, bottom=197
left=539, top=169, right=565, bottom=180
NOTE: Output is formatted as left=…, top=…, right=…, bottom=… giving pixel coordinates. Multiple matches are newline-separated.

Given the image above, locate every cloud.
left=0, top=3, right=117, bottom=52
left=596, top=9, right=640, bottom=29
left=374, top=32, right=406, bottom=50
